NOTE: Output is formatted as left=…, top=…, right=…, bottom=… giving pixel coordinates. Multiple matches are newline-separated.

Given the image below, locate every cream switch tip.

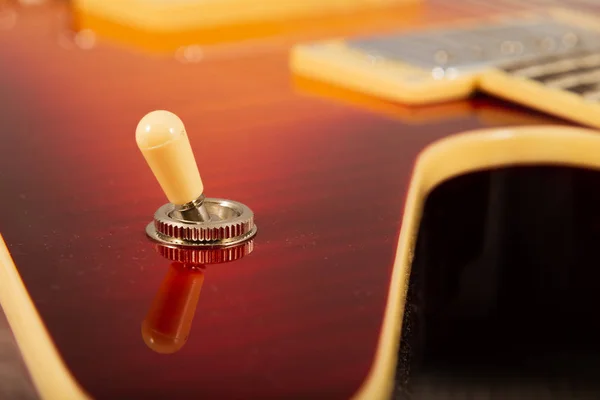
left=136, top=110, right=204, bottom=205
left=136, top=110, right=185, bottom=149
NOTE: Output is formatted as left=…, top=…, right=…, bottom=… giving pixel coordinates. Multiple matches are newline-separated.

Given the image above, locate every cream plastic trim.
left=290, top=41, right=476, bottom=105
left=351, top=125, right=600, bottom=399
left=479, top=70, right=600, bottom=129
left=72, top=0, right=417, bottom=32
left=0, top=235, right=90, bottom=400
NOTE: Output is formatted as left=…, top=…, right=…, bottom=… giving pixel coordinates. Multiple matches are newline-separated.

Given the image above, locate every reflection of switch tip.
left=141, top=321, right=188, bottom=354
left=142, top=263, right=205, bottom=354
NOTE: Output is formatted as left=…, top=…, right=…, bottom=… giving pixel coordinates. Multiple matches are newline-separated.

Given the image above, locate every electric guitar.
left=1, top=1, right=600, bottom=399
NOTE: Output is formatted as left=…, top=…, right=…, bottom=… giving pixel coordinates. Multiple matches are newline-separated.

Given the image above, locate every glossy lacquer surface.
left=0, top=3, right=572, bottom=399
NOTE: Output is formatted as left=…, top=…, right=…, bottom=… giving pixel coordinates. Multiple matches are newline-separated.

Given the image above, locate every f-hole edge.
left=349, top=125, right=600, bottom=400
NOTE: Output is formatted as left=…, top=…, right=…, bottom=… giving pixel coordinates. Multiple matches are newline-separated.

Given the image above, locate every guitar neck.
left=66, top=0, right=599, bottom=59
left=425, top=0, right=600, bottom=25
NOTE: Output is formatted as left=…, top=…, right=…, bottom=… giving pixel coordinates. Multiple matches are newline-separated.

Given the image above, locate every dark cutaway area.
left=395, top=166, right=600, bottom=399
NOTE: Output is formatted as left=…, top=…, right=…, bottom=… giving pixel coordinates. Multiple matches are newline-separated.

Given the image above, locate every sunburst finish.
left=0, top=1, right=586, bottom=399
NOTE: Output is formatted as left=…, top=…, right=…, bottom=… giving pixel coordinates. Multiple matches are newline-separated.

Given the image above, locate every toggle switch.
left=136, top=110, right=257, bottom=248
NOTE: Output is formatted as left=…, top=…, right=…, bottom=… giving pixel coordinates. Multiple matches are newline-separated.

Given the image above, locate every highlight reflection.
left=292, top=75, right=477, bottom=125
left=142, top=240, right=254, bottom=354
left=0, top=4, right=16, bottom=30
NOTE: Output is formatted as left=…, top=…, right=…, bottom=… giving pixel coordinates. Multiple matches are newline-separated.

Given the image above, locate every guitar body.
left=0, top=1, right=598, bottom=399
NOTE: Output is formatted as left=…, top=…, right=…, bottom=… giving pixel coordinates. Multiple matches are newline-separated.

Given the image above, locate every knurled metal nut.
left=146, top=198, right=257, bottom=248
left=154, top=216, right=252, bottom=242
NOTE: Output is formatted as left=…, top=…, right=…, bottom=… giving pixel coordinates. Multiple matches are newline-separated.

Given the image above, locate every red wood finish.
left=0, top=2, right=574, bottom=399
